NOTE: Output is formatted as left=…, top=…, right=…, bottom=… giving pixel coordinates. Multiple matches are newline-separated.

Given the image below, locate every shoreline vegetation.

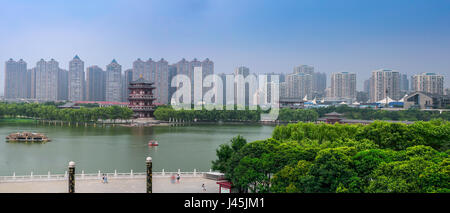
left=212, top=120, right=450, bottom=193
left=0, top=102, right=133, bottom=126
left=0, top=102, right=449, bottom=127
left=153, top=105, right=450, bottom=122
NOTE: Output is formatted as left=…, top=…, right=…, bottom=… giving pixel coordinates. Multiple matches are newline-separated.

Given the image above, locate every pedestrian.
left=176, top=173, right=180, bottom=183
left=104, top=174, right=108, bottom=184
left=102, top=174, right=105, bottom=184
left=170, top=174, right=175, bottom=184
left=202, top=183, right=206, bottom=192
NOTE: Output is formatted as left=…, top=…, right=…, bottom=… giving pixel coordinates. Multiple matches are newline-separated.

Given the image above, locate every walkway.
left=0, top=177, right=219, bottom=193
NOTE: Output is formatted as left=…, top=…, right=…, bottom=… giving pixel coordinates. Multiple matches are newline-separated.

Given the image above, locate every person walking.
left=170, top=174, right=175, bottom=184
left=104, top=174, right=108, bottom=184
left=202, top=183, right=206, bottom=192
left=102, top=174, right=105, bottom=184
left=176, top=173, right=180, bottom=183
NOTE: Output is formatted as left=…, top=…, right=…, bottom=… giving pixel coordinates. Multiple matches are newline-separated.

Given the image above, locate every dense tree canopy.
left=154, top=106, right=319, bottom=122
left=212, top=121, right=450, bottom=193
left=0, top=102, right=133, bottom=123
left=155, top=104, right=449, bottom=122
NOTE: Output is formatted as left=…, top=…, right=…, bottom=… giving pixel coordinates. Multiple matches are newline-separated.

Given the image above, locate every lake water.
left=0, top=122, right=275, bottom=176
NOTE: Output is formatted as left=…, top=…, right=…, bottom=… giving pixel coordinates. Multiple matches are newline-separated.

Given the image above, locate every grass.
left=0, top=117, right=36, bottom=123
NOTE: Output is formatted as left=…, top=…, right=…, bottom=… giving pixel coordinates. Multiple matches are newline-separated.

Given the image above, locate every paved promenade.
left=0, top=177, right=219, bottom=193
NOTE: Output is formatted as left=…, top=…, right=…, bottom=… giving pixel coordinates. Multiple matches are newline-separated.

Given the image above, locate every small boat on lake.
left=6, top=132, right=51, bottom=142
left=148, top=140, right=159, bottom=146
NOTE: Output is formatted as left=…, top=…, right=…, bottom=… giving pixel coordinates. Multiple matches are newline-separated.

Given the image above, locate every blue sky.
left=1, top=0, right=449, bottom=93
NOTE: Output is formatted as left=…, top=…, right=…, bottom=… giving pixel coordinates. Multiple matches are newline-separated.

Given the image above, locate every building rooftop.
left=324, top=112, right=343, bottom=117
left=130, top=77, right=153, bottom=84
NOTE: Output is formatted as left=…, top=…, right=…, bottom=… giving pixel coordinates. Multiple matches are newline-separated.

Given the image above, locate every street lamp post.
left=146, top=157, right=152, bottom=193
left=68, top=161, right=76, bottom=193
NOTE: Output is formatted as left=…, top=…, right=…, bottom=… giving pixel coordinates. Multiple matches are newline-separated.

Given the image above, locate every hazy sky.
left=1, top=0, right=449, bottom=94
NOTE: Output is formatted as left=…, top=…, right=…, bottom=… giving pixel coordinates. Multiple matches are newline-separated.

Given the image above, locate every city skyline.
left=3, top=56, right=447, bottom=103
left=1, top=0, right=450, bottom=95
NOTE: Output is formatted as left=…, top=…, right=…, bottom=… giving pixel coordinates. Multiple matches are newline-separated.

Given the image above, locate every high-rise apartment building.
left=263, top=73, right=282, bottom=103
left=411, top=73, right=444, bottom=95
left=26, top=68, right=34, bottom=99
left=86, top=65, right=106, bottom=101
left=168, top=65, right=177, bottom=102
left=215, top=73, right=227, bottom=105
left=68, top=55, right=85, bottom=101
left=364, top=78, right=372, bottom=95
left=132, top=58, right=170, bottom=104
left=154, top=59, right=169, bottom=104
left=234, top=66, right=251, bottom=106
left=171, top=58, right=214, bottom=104
left=201, top=58, right=214, bottom=100
left=34, top=59, right=60, bottom=101
left=105, top=59, right=122, bottom=102
left=400, top=73, right=409, bottom=93
left=122, top=69, right=133, bottom=102
left=313, top=72, right=327, bottom=94
left=57, top=69, right=69, bottom=101
left=330, top=72, right=356, bottom=99
left=4, top=59, right=28, bottom=99
left=172, top=58, right=190, bottom=104
left=286, top=72, right=312, bottom=99
left=234, top=66, right=250, bottom=77
left=293, top=65, right=314, bottom=75
left=280, top=82, right=288, bottom=98
left=293, top=65, right=326, bottom=94
left=370, top=69, right=401, bottom=102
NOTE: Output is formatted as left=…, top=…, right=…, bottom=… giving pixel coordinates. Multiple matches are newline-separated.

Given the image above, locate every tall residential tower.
left=4, top=59, right=27, bottom=99
left=105, top=59, right=122, bottom=102
left=86, top=65, right=106, bottom=101
left=330, top=72, right=356, bottom=100
left=68, top=55, right=85, bottom=101
left=370, top=69, right=401, bottom=102
left=411, top=73, right=444, bottom=95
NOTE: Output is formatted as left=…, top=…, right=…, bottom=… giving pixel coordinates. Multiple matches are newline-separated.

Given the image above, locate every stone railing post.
left=68, top=161, right=75, bottom=193
left=146, top=157, right=152, bottom=193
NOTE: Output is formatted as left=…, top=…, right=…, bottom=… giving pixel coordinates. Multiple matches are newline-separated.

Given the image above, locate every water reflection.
left=0, top=122, right=274, bottom=175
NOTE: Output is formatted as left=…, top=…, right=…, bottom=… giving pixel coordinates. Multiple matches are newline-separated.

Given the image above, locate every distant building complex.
left=370, top=69, right=402, bottom=102
left=411, top=73, right=444, bottom=95
left=330, top=72, right=356, bottom=100
left=4, top=57, right=448, bottom=110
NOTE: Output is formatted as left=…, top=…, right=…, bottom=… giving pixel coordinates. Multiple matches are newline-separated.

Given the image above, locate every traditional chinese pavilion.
left=128, top=76, right=156, bottom=118
left=321, top=112, right=343, bottom=124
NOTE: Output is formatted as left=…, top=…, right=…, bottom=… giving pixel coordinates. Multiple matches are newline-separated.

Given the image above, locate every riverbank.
left=0, top=118, right=37, bottom=123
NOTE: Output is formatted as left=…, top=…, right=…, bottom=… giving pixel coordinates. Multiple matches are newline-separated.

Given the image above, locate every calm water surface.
left=0, top=122, right=275, bottom=175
